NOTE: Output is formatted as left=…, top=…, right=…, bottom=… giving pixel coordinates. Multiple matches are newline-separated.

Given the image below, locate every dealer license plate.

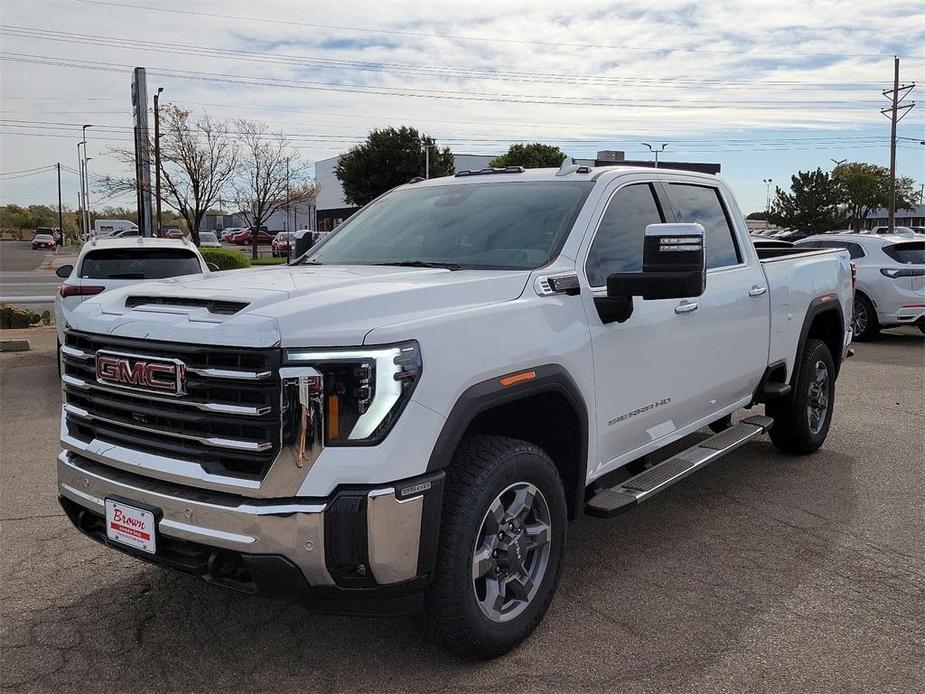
left=105, top=498, right=157, bottom=554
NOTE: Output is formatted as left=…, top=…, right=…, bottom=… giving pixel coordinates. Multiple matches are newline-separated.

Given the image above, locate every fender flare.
left=791, top=294, right=846, bottom=385
left=426, top=364, right=589, bottom=517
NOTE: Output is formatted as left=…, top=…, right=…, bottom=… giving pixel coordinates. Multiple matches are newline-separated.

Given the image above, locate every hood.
left=69, top=264, right=531, bottom=347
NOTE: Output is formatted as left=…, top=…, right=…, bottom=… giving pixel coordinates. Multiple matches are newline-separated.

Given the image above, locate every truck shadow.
left=6, top=436, right=875, bottom=692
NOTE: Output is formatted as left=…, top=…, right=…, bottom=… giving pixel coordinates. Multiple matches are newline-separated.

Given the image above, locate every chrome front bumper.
left=58, top=451, right=439, bottom=589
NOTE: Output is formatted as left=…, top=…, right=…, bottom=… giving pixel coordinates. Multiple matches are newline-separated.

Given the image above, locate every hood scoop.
left=125, top=295, right=249, bottom=315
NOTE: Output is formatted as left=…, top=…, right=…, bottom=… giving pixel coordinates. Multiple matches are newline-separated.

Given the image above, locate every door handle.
left=674, top=301, right=699, bottom=314
left=748, top=286, right=768, bottom=297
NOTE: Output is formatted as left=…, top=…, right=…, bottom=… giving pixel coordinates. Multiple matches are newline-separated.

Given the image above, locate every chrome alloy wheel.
left=806, top=359, right=830, bottom=435
left=852, top=299, right=868, bottom=336
left=471, top=482, right=552, bottom=623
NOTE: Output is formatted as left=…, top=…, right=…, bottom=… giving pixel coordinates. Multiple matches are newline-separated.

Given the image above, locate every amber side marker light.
left=499, top=370, right=536, bottom=387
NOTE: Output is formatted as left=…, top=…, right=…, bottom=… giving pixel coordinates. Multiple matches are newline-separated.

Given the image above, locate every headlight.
left=283, top=341, right=422, bottom=444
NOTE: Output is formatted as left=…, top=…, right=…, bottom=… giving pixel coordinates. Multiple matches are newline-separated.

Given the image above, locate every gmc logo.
left=96, top=351, right=184, bottom=395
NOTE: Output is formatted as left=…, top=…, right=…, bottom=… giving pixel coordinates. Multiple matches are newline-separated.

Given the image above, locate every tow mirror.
left=595, top=223, right=706, bottom=324
left=55, top=264, right=73, bottom=279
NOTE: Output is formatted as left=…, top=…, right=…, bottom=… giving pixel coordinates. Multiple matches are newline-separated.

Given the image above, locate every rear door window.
left=882, top=242, right=925, bottom=264
left=666, top=184, right=741, bottom=269
left=80, top=249, right=202, bottom=279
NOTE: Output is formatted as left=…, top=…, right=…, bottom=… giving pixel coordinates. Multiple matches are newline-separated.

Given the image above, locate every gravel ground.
left=1, top=326, right=922, bottom=693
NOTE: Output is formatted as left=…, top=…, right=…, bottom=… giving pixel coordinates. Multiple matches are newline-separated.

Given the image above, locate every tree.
left=335, top=127, right=454, bottom=206
left=490, top=143, right=567, bottom=169
left=99, top=104, right=237, bottom=244
left=769, top=168, right=844, bottom=234
left=833, top=162, right=917, bottom=231
left=746, top=211, right=770, bottom=221
left=232, top=120, right=318, bottom=260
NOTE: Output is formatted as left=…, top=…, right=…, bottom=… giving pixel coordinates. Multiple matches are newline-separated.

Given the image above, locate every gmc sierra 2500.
left=57, top=163, right=853, bottom=658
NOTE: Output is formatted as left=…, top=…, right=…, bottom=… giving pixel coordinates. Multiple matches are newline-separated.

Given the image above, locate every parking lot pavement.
left=0, top=242, right=76, bottom=314
left=1, top=327, right=922, bottom=693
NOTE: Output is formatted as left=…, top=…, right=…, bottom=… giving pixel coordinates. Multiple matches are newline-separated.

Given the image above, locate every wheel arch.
left=427, top=364, right=589, bottom=520
left=793, top=295, right=845, bottom=384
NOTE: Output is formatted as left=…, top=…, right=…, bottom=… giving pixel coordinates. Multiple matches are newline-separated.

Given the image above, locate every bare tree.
left=232, top=120, right=318, bottom=260
left=98, top=105, right=237, bottom=245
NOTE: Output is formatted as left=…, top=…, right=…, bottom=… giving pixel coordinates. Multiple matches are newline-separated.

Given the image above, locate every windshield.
left=199, top=232, right=218, bottom=242
left=80, top=249, right=202, bottom=279
left=305, top=181, right=594, bottom=270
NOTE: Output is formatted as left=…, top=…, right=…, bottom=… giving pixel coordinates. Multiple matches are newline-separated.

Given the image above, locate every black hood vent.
left=125, top=296, right=249, bottom=315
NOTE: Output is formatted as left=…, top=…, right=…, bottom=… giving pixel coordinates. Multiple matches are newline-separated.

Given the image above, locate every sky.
left=0, top=0, right=923, bottom=214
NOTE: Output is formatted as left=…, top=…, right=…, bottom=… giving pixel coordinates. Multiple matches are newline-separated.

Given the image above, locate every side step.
left=585, top=415, right=773, bottom=518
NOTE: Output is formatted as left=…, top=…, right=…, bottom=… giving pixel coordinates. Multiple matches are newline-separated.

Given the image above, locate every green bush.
left=200, top=247, right=251, bottom=271
left=252, top=256, right=288, bottom=266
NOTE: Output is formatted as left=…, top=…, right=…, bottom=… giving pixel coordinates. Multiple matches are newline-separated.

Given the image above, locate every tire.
left=708, top=414, right=732, bottom=433
left=851, top=294, right=880, bottom=341
left=766, top=338, right=835, bottom=454
left=426, top=435, right=567, bottom=659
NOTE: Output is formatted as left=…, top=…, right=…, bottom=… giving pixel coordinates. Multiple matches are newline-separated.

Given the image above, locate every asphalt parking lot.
left=1, top=327, right=922, bottom=693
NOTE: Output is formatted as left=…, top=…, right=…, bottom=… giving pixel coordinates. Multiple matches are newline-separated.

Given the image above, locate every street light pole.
left=762, top=178, right=773, bottom=214
left=81, top=124, right=92, bottom=236
left=76, top=141, right=85, bottom=239
left=641, top=143, right=668, bottom=168
left=154, top=87, right=164, bottom=236
left=285, top=156, right=291, bottom=261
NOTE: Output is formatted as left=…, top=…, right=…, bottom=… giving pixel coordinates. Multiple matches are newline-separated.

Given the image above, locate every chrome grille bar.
left=64, top=403, right=274, bottom=452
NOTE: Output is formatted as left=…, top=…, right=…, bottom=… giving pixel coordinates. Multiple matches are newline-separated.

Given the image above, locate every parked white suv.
left=796, top=234, right=925, bottom=339
left=54, top=237, right=212, bottom=345
left=57, top=166, right=853, bottom=658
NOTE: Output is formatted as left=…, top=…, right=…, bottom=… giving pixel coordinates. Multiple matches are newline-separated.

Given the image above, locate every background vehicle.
left=92, top=219, right=137, bottom=237
left=271, top=231, right=295, bottom=256
left=161, top=229, right=184, bottom=239
left=217, top=227, right=243, bottom=242
left=53, top=237, right=210, bottom=344
left=57, top=166, right=852, bottom=659
left=229, top=226, right=273, bottom=245
left=796, top=234, right=925, bottom=338
left=108, top=228, right=140, bottom=238
left=865, top=226, right=915, bottom=236
left=197, top=231, right=221, bottom=248
left=31, top=231, right=56, bottom=249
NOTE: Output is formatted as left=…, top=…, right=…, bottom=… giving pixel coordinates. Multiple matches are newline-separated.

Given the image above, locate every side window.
left=585, top=183, right=664, bottom=287
left=818, top=241, right=865, bottom=259
left=666, top=184, right=741, bottom=269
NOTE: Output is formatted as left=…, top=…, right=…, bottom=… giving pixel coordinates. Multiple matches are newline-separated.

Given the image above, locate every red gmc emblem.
left=96, top=351, right=185, bottom=395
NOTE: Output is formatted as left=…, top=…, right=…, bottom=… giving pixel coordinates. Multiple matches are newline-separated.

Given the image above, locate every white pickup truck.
left=57, top=164, right=853, bottom=658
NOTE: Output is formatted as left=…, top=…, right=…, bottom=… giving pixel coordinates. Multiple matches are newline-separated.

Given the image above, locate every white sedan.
left=54, top=237, right=213, bottom=345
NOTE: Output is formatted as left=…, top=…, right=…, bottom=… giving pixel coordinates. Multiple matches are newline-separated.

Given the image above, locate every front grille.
left=62, top=331, right=281, bottom=479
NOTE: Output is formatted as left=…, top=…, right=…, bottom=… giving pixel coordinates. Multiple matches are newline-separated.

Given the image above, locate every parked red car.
left=230, top=227, right=273, bottom=245
left=161, top=229, right=184, bottom=239
left=271, top=231, right=295, bottom=257
left=32, top=232, right=56, bottom=250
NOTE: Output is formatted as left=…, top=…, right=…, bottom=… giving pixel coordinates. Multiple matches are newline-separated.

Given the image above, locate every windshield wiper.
left=373, top=260, right=463, bottom=270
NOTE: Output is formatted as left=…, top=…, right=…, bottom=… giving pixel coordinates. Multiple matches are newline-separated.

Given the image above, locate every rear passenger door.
left=663, top=182, right=768, bottom=414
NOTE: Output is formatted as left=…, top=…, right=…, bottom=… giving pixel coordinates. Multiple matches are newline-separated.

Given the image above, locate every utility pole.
left=56, top=163, right=63, bottom=244
left=881, top=56, right=916, bottom=232
left=285, top=156, right=291, bottom=261
left=154, top=86, right=164, bottom=236
left=642, top=143, right=668, bottom=168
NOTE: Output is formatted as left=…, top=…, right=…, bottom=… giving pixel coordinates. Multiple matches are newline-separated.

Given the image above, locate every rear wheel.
left=851, top=294, right=880, bottom=341
left=766, top=338, right=835, bottom=454
left=426, top=435, right=566, bottom=659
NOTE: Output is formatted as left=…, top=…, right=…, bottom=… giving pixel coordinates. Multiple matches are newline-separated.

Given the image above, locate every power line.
left=0, top=52, right=893, bottom=111
left=1, top=24, right=906, bottom=91
left=73, top=0, right=925, bottom=60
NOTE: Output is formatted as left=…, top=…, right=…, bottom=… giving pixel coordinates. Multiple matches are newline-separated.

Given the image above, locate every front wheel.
left=766, top=338, right=835, bottom=454
left=426, top=435, right=567, bottom=659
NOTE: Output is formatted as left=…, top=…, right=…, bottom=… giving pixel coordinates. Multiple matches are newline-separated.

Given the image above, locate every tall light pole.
left=762, top=178, right=773, bottom=214
left=76, top=141, right=85, bottom=239
left=285, top=156, right=291, bottom=261
left=81, top=124, right=92, bottom=236
left=154, top=87, right=164, bottom=236
left=421, top=138, right=432, bottom=179
left=641, top=143, right=668, bottom=168
left=830, top=158, right=847, bottom=167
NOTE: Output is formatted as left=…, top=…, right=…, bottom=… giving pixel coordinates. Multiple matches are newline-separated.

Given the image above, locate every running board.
left=585, top=415, right=773, bottom=518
